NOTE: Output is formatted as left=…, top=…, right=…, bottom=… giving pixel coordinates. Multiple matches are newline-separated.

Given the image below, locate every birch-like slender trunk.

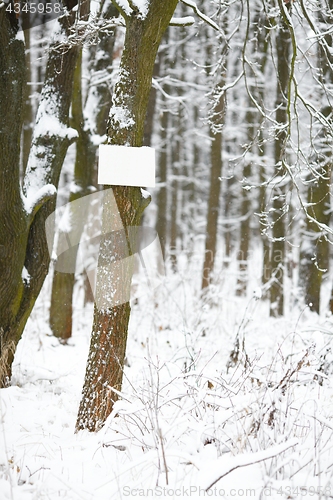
left=269, top=8, right=291, bottom=317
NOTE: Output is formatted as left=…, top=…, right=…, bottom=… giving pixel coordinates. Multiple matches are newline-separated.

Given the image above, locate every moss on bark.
left=76, top=0, right=178, bottom=432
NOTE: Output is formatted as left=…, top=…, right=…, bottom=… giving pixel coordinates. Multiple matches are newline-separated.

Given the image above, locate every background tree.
left=49, top=1, right=119, bottom=340
left=299, top=0, right=333, bottom=314
left=269, top=5, right=291, bottom=317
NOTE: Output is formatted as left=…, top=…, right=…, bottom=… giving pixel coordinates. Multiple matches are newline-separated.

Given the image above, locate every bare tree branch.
left=180, top=0, right=219, bottom=31
left=111, top=0, right=130, bottom=20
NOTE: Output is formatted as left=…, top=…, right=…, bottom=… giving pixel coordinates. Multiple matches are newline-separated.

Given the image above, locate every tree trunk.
left=299, top=165, right=331, bottom=313
left=269, top=11, right=291, bottom=317
left=250, top=9, right=270, bottom=289
left=155, top=38, right=171, bottom=263
left=156, top=103, right=169, bottom=262
left=0, top=8, right=84, bottom=387
left=259, top=153, right=271, bottom=288
left=170, top=109, right=180, bottom=272
left=50, top=51, right=90, bottom=341
left=223, top=177, right=235, bottom=268
left=201, top=14, right=227, bottom=288
left=76, top=0, right=178, bottom=432
left=236, top=161, right=251, bottom=296
left=21, top=14, right=34, bottom=174
left=201, top=124, right=223, bottom=289
left=0, top=12, right=27, bottom=385
left=50, top=3, right=119, bottom=339
left=299, top=1, right=333, bottom=314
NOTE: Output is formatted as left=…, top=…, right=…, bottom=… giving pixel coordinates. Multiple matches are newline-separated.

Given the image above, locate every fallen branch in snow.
left=204, top=439, right=298, bottom=491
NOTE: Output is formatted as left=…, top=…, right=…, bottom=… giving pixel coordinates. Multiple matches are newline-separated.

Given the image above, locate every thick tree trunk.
left=0, top=12, right=27, bottom=385
left=76, top=0, right=178, bottom=432
left=0, top=8, right=84, bottom=386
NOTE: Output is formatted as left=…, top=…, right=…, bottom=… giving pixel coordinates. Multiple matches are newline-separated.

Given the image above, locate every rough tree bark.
left=0, top=11, right=27, bottom=384
left=76, top=0, right=178, bottom=432
left=0, top=4, right=86, bottom=387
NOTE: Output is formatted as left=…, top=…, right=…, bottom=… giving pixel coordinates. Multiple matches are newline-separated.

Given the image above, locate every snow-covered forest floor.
left=1, top=246, right=333, bottom=500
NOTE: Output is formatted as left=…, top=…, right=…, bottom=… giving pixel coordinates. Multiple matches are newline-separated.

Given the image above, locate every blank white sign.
left=98, top=145, right=155, bottom=187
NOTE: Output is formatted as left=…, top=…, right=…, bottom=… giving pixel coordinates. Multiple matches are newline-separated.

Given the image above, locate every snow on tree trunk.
left=0, top=6, right=85, bottom=387
left=50, top=5, right=119, bottom=340
left=0, top=11, right=27, bottom=386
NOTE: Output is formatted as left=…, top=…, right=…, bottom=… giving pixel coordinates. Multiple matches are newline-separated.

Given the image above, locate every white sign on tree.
left=98, top=145, right=155, bottom=187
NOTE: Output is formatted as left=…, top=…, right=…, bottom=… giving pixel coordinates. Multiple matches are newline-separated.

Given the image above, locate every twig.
left=205, top=439, right=298, bottom=491
left=180, top=0, right=220, bottom=31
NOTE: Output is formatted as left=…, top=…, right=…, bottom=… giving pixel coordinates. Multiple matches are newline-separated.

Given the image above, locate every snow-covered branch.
left=170, top=16, right=195, bottom=27
left=111, top=0, right=131, bottom=19
left=23, top=19, right=80, bottom=219
left=52, top=16, right=124, bottom=51
left=180, top=0, right=219, bottom=31
left=22, top=184, right=57, bottom=221
left=127, top=0, right=148, bottom=18
left=111, top=0, right=149, bottom=20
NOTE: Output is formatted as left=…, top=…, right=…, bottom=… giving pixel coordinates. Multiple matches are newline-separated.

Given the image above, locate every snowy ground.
left=1, top=248, right=333, bottom=499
